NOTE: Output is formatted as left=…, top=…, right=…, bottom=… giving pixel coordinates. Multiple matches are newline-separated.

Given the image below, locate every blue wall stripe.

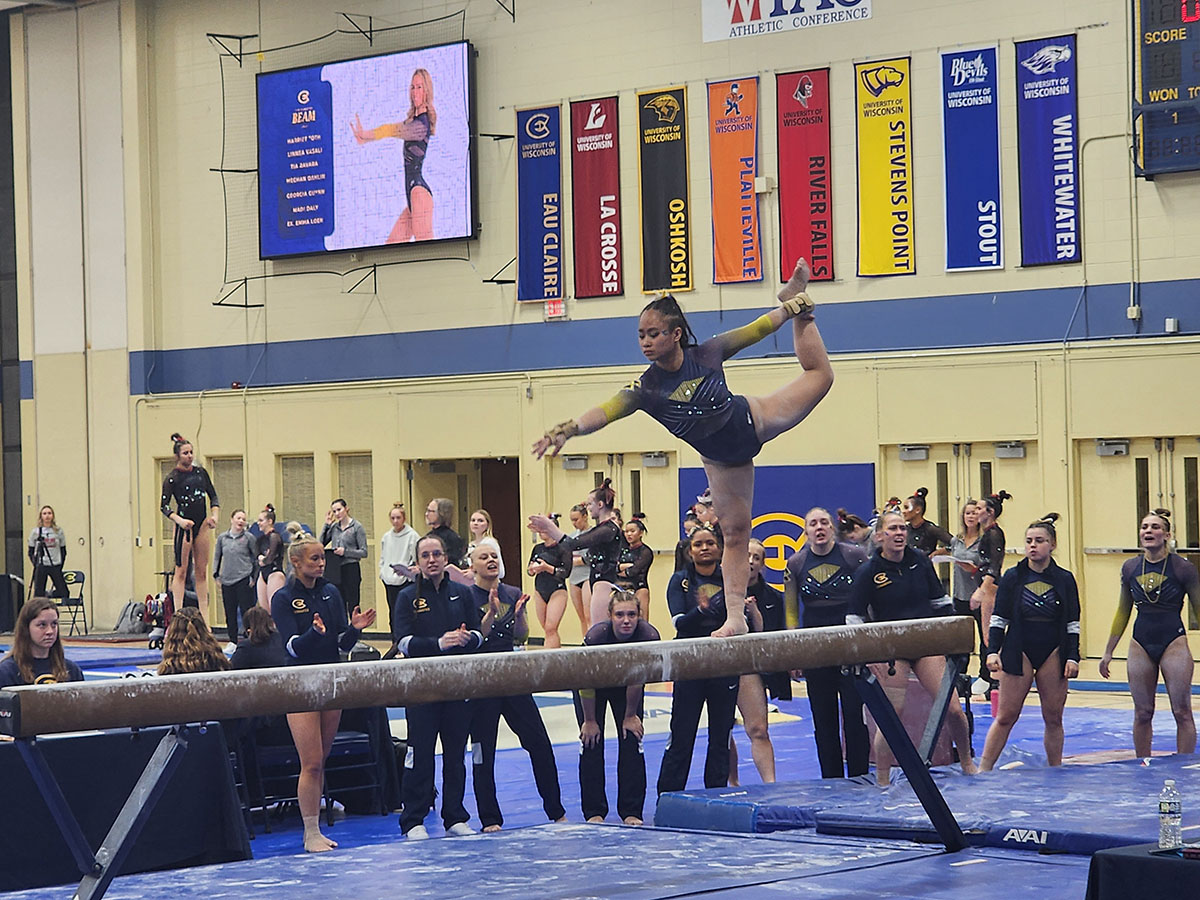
left=19, top=360, right=33, bottom=400
left=117, top=278, right=1196, bottom=395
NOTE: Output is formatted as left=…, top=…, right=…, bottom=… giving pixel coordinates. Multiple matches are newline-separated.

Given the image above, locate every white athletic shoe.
left=405, top=824, right=429, bottom=840
left=447, top=822, right=476, bottom=836
left=971, top=678, right=992, bottom=696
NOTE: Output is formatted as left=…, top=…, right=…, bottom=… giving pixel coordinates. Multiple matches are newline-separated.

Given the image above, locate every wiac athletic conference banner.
left=777, top=69, right=833, bottom=281
left=941, top=46, right=1003, bottom=271
left=708, top=77, right=761, bottom=284
left=570, top=97, right=622, bottom=298
left=516, top=106, right=563, bottom=301
left=1015, top=34, right=1079, bottom=266
left=638, top=86, right=692, bottom=292
left=855, top=57, right=914, bottom=276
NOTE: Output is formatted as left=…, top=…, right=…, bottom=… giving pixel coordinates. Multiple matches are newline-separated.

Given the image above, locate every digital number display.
left=1134, top=1, right=1200, bottom=175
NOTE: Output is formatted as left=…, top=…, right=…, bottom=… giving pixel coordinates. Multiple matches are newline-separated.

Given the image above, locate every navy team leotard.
left=404, top=112, right=431, bottom=209
left=1116, top=554, right=1200, bottom=664
left=988, top=558, right=1081, bottom=675
left=160, top=465, right=219, bottom=567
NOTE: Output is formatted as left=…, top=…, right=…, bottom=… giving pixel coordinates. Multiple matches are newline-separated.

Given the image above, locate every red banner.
left=776, top=69, right=833, bottom=281
left=570, top=97, right=623, bottom=298
left=708, top=78, right=761, bottom=284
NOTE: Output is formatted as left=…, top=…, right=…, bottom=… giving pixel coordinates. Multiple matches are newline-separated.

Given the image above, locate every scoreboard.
left=1133, top=1, right=1200, bottom=176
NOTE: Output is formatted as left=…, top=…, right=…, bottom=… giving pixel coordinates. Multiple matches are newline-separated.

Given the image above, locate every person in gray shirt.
left=213, top=509, right=258, bottom=645
left=321, top=498, right=368, bottom=619
left=28, top=505, right=69, bottom=601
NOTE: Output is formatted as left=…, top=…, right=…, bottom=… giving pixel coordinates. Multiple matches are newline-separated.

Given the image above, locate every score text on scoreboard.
left=1134, top=1, right=1200, bottom=176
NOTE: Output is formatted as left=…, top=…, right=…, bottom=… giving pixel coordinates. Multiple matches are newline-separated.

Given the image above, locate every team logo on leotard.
left=1025, top=581, right=1052, bottom=597
left=808, top=563, right=841, bottom=585
left=291, top=598, right=309, bottom=612
left=34, top=674, right=59, bottom=685
left=873, top=572, right=891, bottom=587
left=751, top=512, right=806, bottom=590
left=668, top=378, right=704, bottom=402
left=1136, top=571, right=1166, bottom=602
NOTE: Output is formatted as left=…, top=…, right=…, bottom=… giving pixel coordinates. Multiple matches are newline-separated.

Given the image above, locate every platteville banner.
left=516, top=105, right=563, bottom=302
left=855, top=57, right=915, bottom=277
left=638, top=86, right=692, bottom=292
left=707, top=77, right=761, bottom=284
left=570, top=97, right=623, bottom=298
left=941, top=46, right=1003, bottom=271
left=776, top=69, right=833, bottom=281
left=1015, top=34, right=1079, bottom=266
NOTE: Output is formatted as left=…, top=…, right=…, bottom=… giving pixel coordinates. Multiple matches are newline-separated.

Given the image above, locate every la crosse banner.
left=708, top=77, right=761, bottom=284
left=638, top=86, right=692, bottom=292
left=570, top=97, right=623, bottom=298
left=776, top=69, right=833, bottom=281
left=1015, top=34, right=1079, bottom=266
left=941, top=46, right=1003, bottom=271
left=855, top=57, right=914, bottom=277
left=516, top=105, right=563, bottom=301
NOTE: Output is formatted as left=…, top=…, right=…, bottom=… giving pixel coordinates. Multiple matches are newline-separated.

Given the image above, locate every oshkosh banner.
left=638, top=86, right=692, bottom=292
left=941, top=46, right=1003, bottom=271
left=1015, top=34, right=1079, bottom=266
left=777, top=69, right=833, bottom=281
left=855, top=57, right=914, bottom=276
left=708, top=77, right=761, bottom=284
left=516, top=105, right=563, bottom=301
left=570, top=97, right=623, bottom=298
left=701, top=0, right=873, bottom=43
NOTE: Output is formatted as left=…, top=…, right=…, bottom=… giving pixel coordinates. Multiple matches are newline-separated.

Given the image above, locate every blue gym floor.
left=3, top=643, right=1191, bottom=898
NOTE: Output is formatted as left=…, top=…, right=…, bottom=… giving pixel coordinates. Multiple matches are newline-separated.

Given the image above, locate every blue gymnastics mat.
left=0, top=643, right=163, bottom=669
left=660, top=754, right=1200, bottom=854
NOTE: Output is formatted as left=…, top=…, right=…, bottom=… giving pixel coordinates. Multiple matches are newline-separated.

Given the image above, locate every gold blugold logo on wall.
left=751, top=512, right=807, bottom=589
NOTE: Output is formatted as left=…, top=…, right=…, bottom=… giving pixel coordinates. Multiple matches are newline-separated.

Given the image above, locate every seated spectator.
left=231, top=606, right=288, bottom=669
left=157, top=607, right=232, bottom=675
left=0, top=597, right=84, bottom=687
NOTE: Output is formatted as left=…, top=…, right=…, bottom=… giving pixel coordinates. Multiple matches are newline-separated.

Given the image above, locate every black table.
left=1086, top=842, right=1200, bottom=900
left=0, top=725, right=251, bottom=892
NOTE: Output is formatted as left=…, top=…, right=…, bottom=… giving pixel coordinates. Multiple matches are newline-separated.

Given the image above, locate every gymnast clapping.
left=532, top=259, right=833, bottom=637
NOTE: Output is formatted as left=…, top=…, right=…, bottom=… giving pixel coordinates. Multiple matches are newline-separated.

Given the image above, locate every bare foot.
left=553, top=816, right=568, bottom=824
left=960, top=756, right=979, bottom=776
left=483, top=824, right=502, bottom=833
left=711, top=617, right=749, bottom=638
left=586, top=815, right=605, bottom=823
left=778, top=258, right=811, bottom=301
left=304, top=832, right=337, bottom=852
left=622, top=816, right=643, bottom=826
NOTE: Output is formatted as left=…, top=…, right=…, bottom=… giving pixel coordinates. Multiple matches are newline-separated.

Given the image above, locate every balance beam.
left=0, top=617, right=974, bottom=738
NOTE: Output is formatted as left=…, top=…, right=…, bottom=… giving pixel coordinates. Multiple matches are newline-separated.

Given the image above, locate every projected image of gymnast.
left=350, top=68, right=436, bottom=243
left=533, top=259, right=833, bottom=638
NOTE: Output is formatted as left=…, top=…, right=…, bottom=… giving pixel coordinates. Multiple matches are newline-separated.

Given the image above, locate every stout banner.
left=707, top=77, right=761, bottom=284
left=516, top=105, right=563, bottom=301
left=855, top=57, right=915, bottom=277
left=777, top=69, right=833, bottom=281
left=1015, top=34, right=1079, bottom=266
left=941, top=46, right=1003, bottom=271
left=570, top=97, right=623, bottom=298
left=638, top=86, right=692, bottom=292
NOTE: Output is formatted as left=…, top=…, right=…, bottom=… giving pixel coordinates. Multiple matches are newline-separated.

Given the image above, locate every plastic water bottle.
left=1159, top=779, right=1182, bottom=849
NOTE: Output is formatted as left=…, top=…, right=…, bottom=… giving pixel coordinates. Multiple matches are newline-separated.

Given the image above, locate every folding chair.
left=59, top=570, right=88, bottom=636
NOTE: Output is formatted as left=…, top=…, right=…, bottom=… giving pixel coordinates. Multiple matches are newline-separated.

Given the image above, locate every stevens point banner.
left=571, top=97, right=623, bottom=298
left=707, top=77, right=761, bottom=284
left=777, top=69, right=833, bottom=281
left=516, top=106, right=562, bottom=301
left=855, top=57, right=914, bottom=277
left=941, top=46, right=1003, bottom=271
left=1015, top=34, right=1079, bottom=266
left=638, top=86, right=691, bottom=292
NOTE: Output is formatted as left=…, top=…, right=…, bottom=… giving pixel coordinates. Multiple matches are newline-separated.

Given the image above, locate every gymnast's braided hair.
left=642, top=295, right=698, bottom=348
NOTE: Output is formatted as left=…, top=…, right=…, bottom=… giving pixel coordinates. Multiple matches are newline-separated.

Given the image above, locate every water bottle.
left=1159, top=779, right=1182, bottom=849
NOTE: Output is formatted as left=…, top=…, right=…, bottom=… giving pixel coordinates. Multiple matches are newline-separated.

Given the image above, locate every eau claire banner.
left=516, top=106, right=563, bottom=301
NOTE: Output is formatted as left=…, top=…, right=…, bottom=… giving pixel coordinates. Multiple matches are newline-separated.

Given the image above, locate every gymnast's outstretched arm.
left=532, top=390, right=639, bottom=459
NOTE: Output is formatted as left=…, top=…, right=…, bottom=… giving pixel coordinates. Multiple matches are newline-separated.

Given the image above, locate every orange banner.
left=707, top=78, right=761, bottom=284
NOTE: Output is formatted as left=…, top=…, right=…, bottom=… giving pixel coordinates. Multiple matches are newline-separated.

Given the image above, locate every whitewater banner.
left=1015, top=34, right=1079, bottom=266
left=516, top=105, right=563, bottom=301
left=855, top=56, right=914, bottom=277
left=708, top=77, right=762, bottom=284
left=571, top=97, right=623, bottom=298
left=941, top=46, right=1003, bottom=271
left=777, top=68, right=833, bottom=281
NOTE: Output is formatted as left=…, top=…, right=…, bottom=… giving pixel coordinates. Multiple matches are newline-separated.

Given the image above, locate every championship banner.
left=1015, top=35, right=1079, bottom=266
left=570, top=97, right=623, bottom=298
left=638, top=86, right=692, bottom=292
left=516, top=106, right=563, bottom=301
left=708, top=77, right=761, bottom=284
left=855, top=57, right=915, bottom=276
left=777, top=69, right=833, bottom=281
left=941, top=46, right=1003, bottom=271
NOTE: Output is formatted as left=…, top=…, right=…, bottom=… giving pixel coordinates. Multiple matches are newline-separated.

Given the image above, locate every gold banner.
left=855, top=57, right=914, bottom=276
